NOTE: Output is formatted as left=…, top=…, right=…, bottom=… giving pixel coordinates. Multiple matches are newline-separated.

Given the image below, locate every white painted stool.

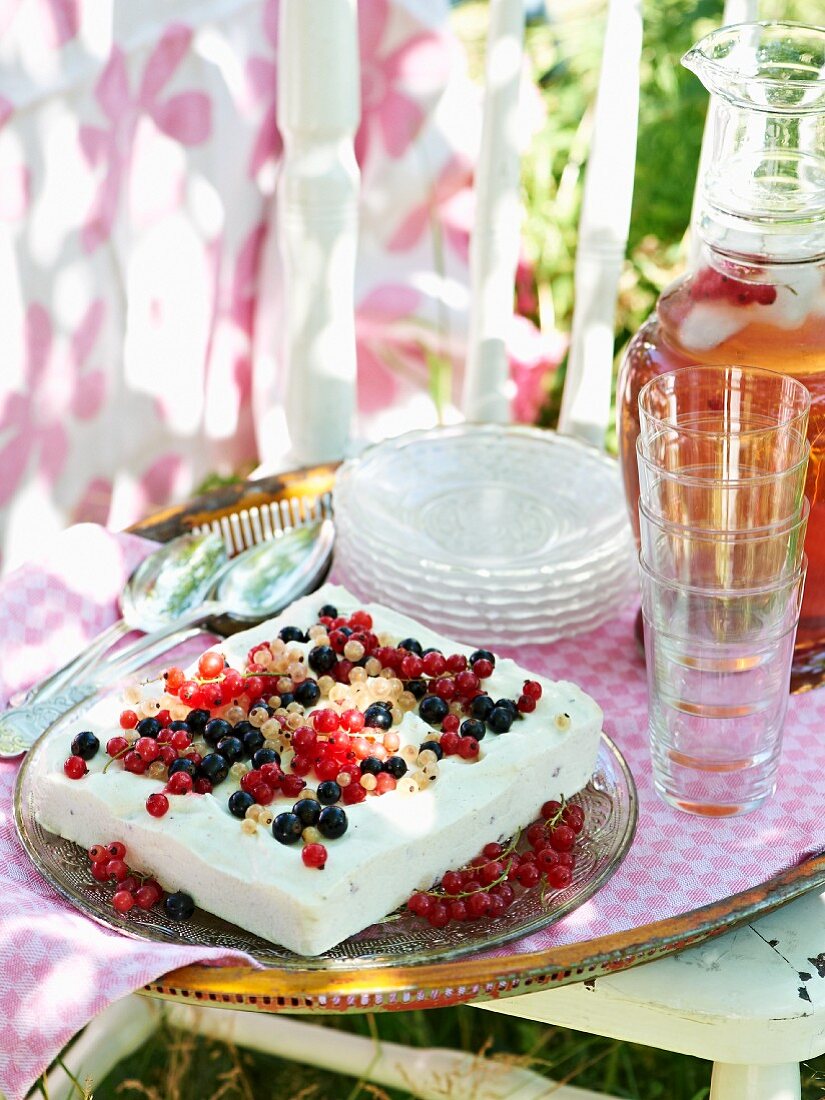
left=477, top=887, right=825, bottom=1099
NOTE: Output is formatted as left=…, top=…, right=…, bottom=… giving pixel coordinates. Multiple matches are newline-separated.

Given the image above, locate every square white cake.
left=33, top=584, right=603, bottom=955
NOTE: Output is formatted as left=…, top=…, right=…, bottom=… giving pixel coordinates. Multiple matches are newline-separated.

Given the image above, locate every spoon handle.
left=20, top=618, right=132, bottom=706
left=0, top=623, right=213, bottom=758
left=86, top=600, right=228, bottom=680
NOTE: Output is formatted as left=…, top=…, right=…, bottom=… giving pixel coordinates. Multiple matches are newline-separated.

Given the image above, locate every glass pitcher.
left=617, top=20, right=825, bottom=688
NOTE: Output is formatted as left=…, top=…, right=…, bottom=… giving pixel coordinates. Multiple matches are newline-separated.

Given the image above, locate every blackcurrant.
left=228, top=790, right=254, bottom=819
left=70, top=731, right=99, bottom=760
left=317, top=806, right=348, bottom=840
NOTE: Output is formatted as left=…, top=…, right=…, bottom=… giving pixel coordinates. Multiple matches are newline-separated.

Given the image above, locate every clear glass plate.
left=334, top=496, right=636, bottom=594
left=16, top=695, right=636, bottom=971
left=337, top=551, right=636, bottom=629
left=334, top=426, right=633, bottom=579
left=335, top=520, right=637, bottom=607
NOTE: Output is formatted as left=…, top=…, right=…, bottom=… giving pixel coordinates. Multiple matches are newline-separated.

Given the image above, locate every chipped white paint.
left=477, top=888, right=825, bottom=1097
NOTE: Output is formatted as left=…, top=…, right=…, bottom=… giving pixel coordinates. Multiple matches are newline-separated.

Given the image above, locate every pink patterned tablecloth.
left=2, top=525, right=824, bottom=1098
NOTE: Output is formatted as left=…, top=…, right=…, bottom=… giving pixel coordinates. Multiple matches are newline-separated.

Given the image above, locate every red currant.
left=119, top=709, right=138, bottom=730
left=170, top=730, right=192, bottom=751
left=63, top=756, right=87, bottom=779
left=516, top=863, right=541, bottom=888
left=301, top=843, right=328, bottom=869
left=112, top=890, right=134, bottom=913
left=91, top=861, right=110, bottom=882
left=407, top=892, right=432, bottom=916
left=446, top=654, right=467, bottom=673
left=106, top=859, right=129, bottom=882
left=106, top=736, right=129, bottom=757
left=123, top=751, right=146, bottom=775
left=439, top=731, right=460, bottom=756
left=159, top=745, right=178, bottom=767
left=455, top=670, right=480, bottom=696
left=193, top=778, right=213, bottom=795
left=549, top=825, right=576, bottom=852
left=342, top=782, right=367, bottom=805
left=480, top=860, right=504, bottom=886
left=523, top=680, right=543, bottom=700
left=88, top=844, right=108, bottom=863
left=433, top=677, right=456, bottom=701
left=244, top=675, right=264, bottom=700
left=120, top=875, right=140, bottom=894
left=421, top=651, right=447, bottom=677
left=517, top=694, right=537, bottom=714
left=166, top=772, right=193, bottom=795
left=135, top=884, right=161, bottom=909
left=490, top=882, right=515, bottom=908
left=441, top=714, right=460, bottom=734
left=482, top=842, right=503, bottom=860
left=178, top=680, right=200, bottom=703
left=165, top=667, right=186, bottom=694
left=562, top=805, right=585, bottom=834
left=536, top=847, right=559, bottom=872
left=146, top=793, right=169, bottom=817
left=349, top=609, right=373, bottom=630
left=156, top=709, right=171, bottom=728
left=457, top=736, right=479, bottom=759
left=427, top=901, right=450, bottom=928
left=107, top=841, right=127, bottom=859
left=135, top=737, right=160, bottom=763
left=198, top=651, right=225, bottom=680
left=252, top=783, right=274, bottom=805
left=546, top=864, right=573, bottom=890
left=313, top=708, right=339, bottom=734
left=541, top=799, right=562, bottom=820
left=448, top=899, right=468, bottom=921
left=526, top=822, right=546, bottom=848
left=441, top=871, right=463, bottom=895
left=467, top=891, right=491, bottom=918
left=472, top=658, right=494, bottom=679
left=400, top=654, right=423, bottom=679
left=280, top=774, right=306, bottom=797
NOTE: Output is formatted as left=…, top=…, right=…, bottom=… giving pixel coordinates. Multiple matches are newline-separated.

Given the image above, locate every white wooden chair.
left=42, top=1, right=825, bottom=1098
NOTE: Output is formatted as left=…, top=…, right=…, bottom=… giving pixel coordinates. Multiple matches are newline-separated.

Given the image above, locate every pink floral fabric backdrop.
left=0, top=0, right=560, bottom=576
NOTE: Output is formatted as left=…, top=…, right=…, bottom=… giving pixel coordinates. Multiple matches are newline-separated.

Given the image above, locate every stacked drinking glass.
left=636, top=365, right=811, bottom=817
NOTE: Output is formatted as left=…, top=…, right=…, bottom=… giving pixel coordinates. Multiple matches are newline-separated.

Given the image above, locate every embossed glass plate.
left=16, top=700, right=636, bottom=970
left=333, top=426, right=637, bottom=645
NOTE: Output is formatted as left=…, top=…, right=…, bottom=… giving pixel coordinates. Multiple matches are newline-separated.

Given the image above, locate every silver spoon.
left=0, top=520, right=334, bottom=757
left=19, top=531, right=229, bottom=706
left=97, top=518, right=335, bottom=663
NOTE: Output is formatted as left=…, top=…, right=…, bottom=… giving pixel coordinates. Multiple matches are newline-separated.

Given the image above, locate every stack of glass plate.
left=333, top=424, right=637, bottom=647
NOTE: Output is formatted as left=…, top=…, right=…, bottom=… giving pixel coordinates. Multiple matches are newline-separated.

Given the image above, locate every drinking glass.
left=640, top=557, right=806, bottom=816
left=636, top=438, right=810, bottom=531
left=637, top=365, right=811, bottom=446
left=638, top=497, right=809, bottom=590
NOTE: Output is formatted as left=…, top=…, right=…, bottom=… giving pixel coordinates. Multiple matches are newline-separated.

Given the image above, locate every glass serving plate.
left=15, top=686, right=637, bottom=970
left=334, top=426, right=632, bottom=579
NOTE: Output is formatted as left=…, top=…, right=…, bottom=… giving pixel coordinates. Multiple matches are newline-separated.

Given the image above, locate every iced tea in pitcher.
left=618, top=21, right=825, bottom=686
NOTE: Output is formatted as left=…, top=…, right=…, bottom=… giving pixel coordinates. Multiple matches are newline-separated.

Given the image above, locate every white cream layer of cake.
left=32, top=584, right=603, bottom=956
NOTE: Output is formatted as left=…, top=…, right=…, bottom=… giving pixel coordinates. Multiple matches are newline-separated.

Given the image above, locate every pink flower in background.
left=356, top=0, right=450, bottom=166
left=0, top=302, right=107, bottom=506
left=245, top=0, right=281, bottom=177
left=387, top=153, right=473, bottom=260
left=507, top=314, right=566, bottom=424
left=137, top=453, right=188, bottom=510
left=71, top=477, right=114, bottom=526
left=0, top=0, right=78, bottom=46
left=355, top=284, right=424, bottom=414
left=80, top=24, right=211, bottom=252
left=0, top=96, right=30, bottom=221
